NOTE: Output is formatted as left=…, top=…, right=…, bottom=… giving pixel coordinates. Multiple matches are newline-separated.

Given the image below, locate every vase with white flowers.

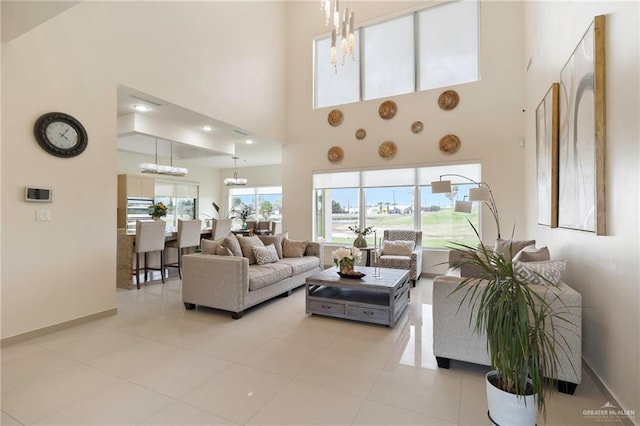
left=332, top=246, right=362, bottom=274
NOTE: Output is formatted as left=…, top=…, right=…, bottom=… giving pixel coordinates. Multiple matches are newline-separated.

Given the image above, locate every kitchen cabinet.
left=117, top=174, right=155, bottom=228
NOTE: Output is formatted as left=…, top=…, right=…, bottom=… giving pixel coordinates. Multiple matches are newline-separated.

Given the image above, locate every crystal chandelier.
left=321, top=0, right=355, bottom=72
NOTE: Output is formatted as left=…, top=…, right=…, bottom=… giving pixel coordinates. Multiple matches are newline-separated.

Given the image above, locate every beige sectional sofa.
left=182, top=233, right=321, bottom=319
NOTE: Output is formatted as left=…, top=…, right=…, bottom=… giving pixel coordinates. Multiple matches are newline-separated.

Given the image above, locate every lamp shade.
left=139, top=163, right=158, bottom=173
left=431, top=180, right=452, bottom=194
left=469, top=187, right=490, bottom=201
left=454, top=200, right=473, bottom=214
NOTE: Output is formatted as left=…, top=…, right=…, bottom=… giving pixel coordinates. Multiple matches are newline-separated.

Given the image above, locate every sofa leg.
left=184, top=303, right=196, bottom=310
left=280, top=290, right=293, bottom=297
left=436, top=356, right=451, bottom=369
left=231, top=311, right=243, bottom=320
left=412, top=279, right=417, bottom=287
left=557, top=380, right=578, bottom=395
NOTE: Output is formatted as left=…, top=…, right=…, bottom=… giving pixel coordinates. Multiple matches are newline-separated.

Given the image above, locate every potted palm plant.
left=450, top=227, right=574, bottom=426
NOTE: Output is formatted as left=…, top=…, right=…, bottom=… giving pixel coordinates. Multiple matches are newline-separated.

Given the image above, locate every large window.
left=154, top=180, right=198, bottom=232
left=314, top=0, right=479, bottom=108
left=229, top=186, right=282, bottom=229
left=313, top=165, right=481, bottom=248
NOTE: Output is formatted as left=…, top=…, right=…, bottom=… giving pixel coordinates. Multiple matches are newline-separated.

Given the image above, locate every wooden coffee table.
left=305, top=266, right=410, bottom=327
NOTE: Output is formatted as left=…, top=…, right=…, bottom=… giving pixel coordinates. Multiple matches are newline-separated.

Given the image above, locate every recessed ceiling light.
left=246, top=139, right=254, bottom=144
left=202, top=125, right=213, bottom=131
left=133, top=104, right=151, bottom=112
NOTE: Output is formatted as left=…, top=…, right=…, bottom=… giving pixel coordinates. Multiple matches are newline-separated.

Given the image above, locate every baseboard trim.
left=583, top=359, right=637, bottom=426
left=1, top=308, right=118, bottom=348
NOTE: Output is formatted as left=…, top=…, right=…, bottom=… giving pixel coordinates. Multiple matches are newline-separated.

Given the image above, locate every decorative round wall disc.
left=327, top=146, right=344, bottom=163
left=378, top=141, right=397, bottom=159
left=355, top=128, right=366, bottom=140
left=378, top=100, right=397, bottom=120
left=328, top=109, right=344, bottom=126
left=439, top=134, right=461, bottom=154
left=438, top=90, right=460, bottom=110
left=411, top=121, right=424, bottom=134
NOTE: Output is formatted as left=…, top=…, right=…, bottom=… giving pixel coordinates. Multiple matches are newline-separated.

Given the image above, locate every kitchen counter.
left=116, top=228, right=213, bottom=290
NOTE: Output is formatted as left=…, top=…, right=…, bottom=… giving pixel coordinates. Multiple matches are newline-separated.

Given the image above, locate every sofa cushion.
left=513, top=259, right=567, bottom=286
left=216, top=246, right=233, bottom=256
left=223, top=233, right=243, bottom=257
left=238, top=235, right=265, bottom=265
left=257, top=234, right=283, bottom=259
left=252, top=244, right=280, bottom=265
left=494, top=239, right=535, bottom=259
left=382, top=240, right=415, bottom=256
left=248, top=262, right=293, bottom=291
left=513, top=246, right=551, bottom=262
left=283, top=238, right=308, bottom=258
left=278, top=256, right=321, bottom=275
left=201, top=237, right=225, bottom=255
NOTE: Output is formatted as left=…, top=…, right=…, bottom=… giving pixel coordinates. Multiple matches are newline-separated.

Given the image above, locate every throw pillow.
left=238, top=235, right=265, bottom=265
left=223, top=233, right=243, bottom=257
left=283, top=238, right=308, bottom=258
left=257, top=234, right=283, bottom=259
left=513, top=259, right=567, bottom=286
left=201, top=237, right=225, bottom=255
left=513, top=246, right=551, bottom=263
left=215, top=246, right=233, bottom=256
left=252, top=244, right=280, bottom=265
left=494, top=239, right=535, bottom=259
left=382, top=240, right=415, bottom=256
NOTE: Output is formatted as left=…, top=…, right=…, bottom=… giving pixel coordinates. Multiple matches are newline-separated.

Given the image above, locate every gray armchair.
left=377, top=229, right=423, bottom=286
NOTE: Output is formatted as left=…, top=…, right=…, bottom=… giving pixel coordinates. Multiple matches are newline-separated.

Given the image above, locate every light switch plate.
left=36, top=210, right=51, bottom=222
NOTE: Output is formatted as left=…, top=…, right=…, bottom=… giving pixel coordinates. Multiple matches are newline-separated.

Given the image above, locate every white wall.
left=522, top=1, right=639, bottom=415
left=1, top=1, right=287, bottom=339
left=283, top=1, right=526, bottom=274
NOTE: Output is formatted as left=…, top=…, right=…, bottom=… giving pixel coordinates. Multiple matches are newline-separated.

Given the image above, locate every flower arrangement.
left=231, top=204, right=252, bottom=221
left=348, top=225, right=374, bottom=237
left=331, top=246, right=362, bottom=266
left=148, top=202, right=168, bottom=219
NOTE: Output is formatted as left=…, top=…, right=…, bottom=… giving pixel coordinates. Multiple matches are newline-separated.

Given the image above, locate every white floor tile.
left=353, top=399, right=458, bottom=425
left=139, top=400, right=238, bottom=425
left=1, top=347, right=79, bottom=394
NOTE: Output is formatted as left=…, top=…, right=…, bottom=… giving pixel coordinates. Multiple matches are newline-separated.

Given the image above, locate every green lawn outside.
left=328, top=209, right=479, bottom=248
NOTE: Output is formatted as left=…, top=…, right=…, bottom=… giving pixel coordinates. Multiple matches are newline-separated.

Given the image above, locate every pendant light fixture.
left=224, top=156, right=247, bottom=187
left=138, top=138, right=188, bottom=177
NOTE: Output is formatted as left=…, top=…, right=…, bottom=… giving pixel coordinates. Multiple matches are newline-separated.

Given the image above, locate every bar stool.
left=165, top=219, right=202, bottom=279
left=134, top=220, right=167, bottom=289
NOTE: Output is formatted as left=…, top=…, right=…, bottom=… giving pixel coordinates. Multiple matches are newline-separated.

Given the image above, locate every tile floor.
left=1, top=276, right=617, bottom=425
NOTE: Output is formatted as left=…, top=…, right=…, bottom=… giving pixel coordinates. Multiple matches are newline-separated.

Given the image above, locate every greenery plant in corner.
left=449, top=224, right=575, bottom=420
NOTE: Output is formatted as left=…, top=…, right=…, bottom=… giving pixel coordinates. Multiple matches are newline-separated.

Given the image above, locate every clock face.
left=45, top=121, right=79, bottom=149
left=34, top=112, right=88, bottom=158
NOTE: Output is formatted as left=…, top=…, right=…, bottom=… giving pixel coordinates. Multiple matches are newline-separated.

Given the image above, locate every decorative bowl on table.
left=337, top=271, right=366, bottom=279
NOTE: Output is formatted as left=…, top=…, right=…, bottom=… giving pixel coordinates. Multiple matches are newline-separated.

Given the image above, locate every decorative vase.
left=152, top=216, right=163, bottom=221
left=241, top=220, right=247, bottom=230
left=353, top=235, right=367, bottom=248
left=339, top=258, right=355, bottom=274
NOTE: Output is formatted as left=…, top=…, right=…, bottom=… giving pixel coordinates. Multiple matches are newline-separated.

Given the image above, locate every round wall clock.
left=34, top=112, right=88, bottom=158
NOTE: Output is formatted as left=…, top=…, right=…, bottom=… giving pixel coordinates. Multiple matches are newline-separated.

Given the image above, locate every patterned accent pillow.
left=257, top=234, right=283, bottom=259
left=252, top=244, right=280, bottom=265
left=513, top=259, right=567, bottom=286
left=494, top=239, right=536, bottom=259
left=513, top=246, right=551, bottom=262
left=237, top=235, right=265, bottom=265
left=223, top=233, right=243, bottom=257
left=201, top=237, right=225, bottom=254
left=282, top=238, right=308, bottom=258
left=382, top=240, right=415, bottom=256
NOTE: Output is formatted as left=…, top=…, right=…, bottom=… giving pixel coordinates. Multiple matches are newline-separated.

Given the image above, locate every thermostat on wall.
left=25, top=186, right=53, bottom=202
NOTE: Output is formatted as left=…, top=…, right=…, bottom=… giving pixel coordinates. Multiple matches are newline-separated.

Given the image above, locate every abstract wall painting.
left=558, top=15, right=606, bottom=235
left=536, top=83, right=559, bottom=227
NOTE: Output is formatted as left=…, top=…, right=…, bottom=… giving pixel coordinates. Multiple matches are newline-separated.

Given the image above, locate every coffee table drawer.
left=347, top=305, right=389, bottom=323
left=308, top=300, right=346, bottom=315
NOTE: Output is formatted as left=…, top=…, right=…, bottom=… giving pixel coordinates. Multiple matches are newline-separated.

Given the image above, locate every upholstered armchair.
left=377, top=230, right=423, bottom=286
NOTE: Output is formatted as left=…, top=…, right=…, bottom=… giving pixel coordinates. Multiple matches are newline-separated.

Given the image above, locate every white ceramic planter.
left=486, top=371, right=537, bottom=426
